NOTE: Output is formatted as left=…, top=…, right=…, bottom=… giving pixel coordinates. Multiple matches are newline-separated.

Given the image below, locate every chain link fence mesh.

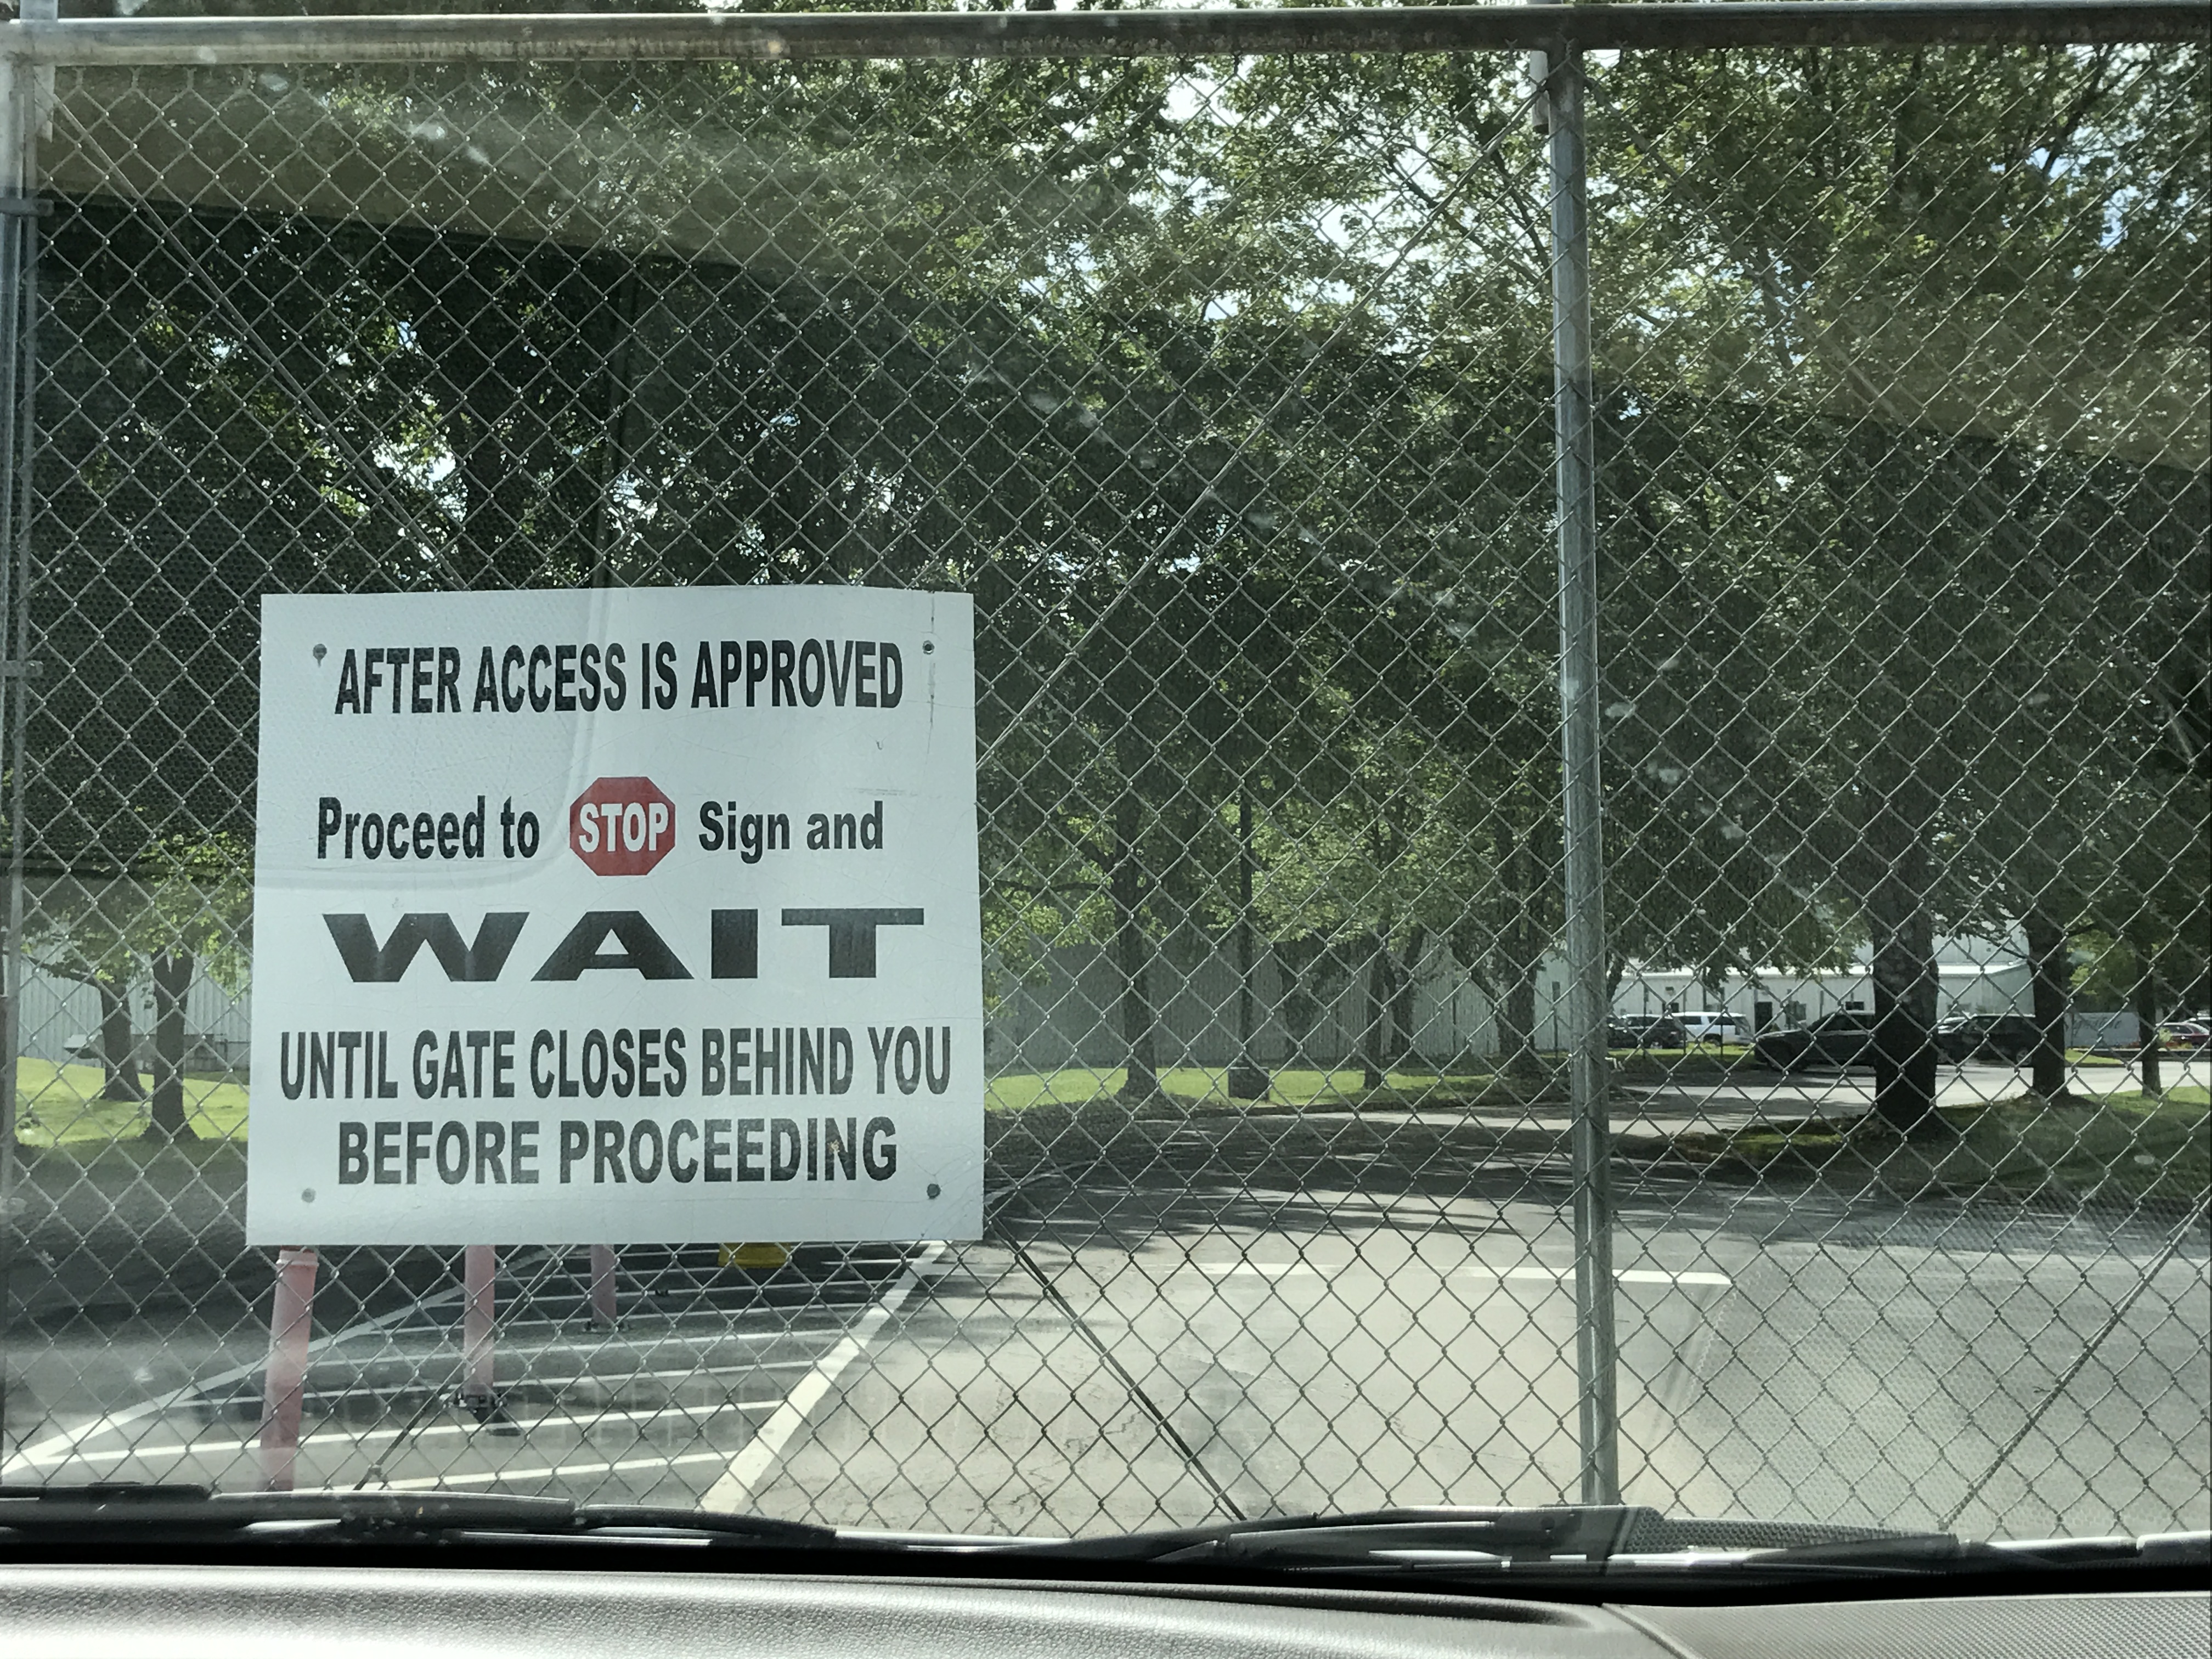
left=0, top=14, right=2204, bottom=1543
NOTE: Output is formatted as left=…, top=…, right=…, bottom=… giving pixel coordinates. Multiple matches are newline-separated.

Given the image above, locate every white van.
left=1675, top=1011, right=1747, bottom=1045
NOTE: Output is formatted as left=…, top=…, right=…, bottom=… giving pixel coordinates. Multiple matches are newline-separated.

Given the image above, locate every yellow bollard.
left=719, top=1242, right=790, bottom=1269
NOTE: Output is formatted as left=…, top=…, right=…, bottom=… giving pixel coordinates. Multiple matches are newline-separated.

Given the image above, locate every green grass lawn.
left=22, top=1053, right=2195, bottom=1196
left=982, top=1048, right=1763, bottom=1112
left=15, top=1058, right=1546, bottom=1149
left=13, top=1058, right=247, bottom=1149
left=985, top=1064, right=1563, bottom=1113
left=1978, top=1084, right=2210, bottom=1201
left=1715, top=1084, right=2209, bottom=1203
left=1610, top=1044, right=1755, bottom=1073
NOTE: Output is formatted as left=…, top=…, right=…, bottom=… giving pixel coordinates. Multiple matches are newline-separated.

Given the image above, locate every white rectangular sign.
left=247, top=586, right=983, bottom=1246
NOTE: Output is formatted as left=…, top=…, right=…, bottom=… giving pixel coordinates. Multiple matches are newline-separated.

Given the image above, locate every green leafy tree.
left=1589, top=41, right=2209, bottom=1129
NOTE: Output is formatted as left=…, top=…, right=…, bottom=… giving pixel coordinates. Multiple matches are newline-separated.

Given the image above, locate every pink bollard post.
left=462, top=1244, right=496, bottom=1408
left=258, top=1245, right=320, bottom=1492
left=589, top=1244, right=619, bottom=1326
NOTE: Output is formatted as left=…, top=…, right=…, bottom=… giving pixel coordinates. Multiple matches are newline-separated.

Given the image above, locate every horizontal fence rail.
left=3, top=1, right=2208, bottom=65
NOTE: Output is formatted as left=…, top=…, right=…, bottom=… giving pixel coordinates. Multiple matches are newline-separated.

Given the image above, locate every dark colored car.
left=1754, top=1009, right=1879, bottom=1073
left=1613, top=1014, right=1686, bottom=1048
left=1936, top=1013, right=2042, bottom=1063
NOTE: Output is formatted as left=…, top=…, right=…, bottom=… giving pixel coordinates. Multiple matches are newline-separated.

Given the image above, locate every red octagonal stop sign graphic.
left=569, top=776, right=678, bottom=876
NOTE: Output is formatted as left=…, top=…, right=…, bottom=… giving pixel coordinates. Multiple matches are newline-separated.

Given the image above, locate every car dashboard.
left=1, top=1564, right=2204, bottom=1659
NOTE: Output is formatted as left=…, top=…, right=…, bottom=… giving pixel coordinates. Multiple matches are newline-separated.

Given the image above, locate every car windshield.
left=0, top=3, right=2205, bottom=1572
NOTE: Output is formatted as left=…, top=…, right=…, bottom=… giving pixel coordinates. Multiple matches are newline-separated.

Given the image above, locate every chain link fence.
left=0, top=4, right=2205, bottom=1542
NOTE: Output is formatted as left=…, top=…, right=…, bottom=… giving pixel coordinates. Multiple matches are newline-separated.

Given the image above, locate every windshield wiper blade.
left=1002, top=1506, right=2212, bottom=1578
left=0, top=1483, right=836, bottom=1549
left=5, top=1484, right=569, bottom=1531
left=14, top=1487, right=2199, bottom=1577
left=997, top=1505, right=1681, bottom=1564
left=1739, top=1530, right=2212, bottom=1576
left=998, top=1505, right=1957, bottom=1569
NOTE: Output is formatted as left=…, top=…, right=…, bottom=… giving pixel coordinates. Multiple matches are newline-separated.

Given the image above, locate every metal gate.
left=0, top=3, right=2205, bottom=1539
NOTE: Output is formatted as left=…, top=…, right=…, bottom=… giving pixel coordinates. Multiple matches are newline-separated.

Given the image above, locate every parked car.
left=1754, top=1009, right=1880, bottom=1073
left=2160, top=1020, right=2211, bottom=1054
left=1934, top=1013, right=2042, bottom=1064
left=1675, top=1011, right=1747, bottom=1045
left=1613, top=1014, right=1686, bottom=1048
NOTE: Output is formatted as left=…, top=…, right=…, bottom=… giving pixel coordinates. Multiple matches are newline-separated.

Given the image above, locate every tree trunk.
left=97, top=978, right=144, bottom=1102
left=413, top=251, right=543, bottom=588
left=590, top=266, right=643, bottom=587
left=1499, top=962, right=1540, bottom=1077
left=1502, top=831, right=1548, bottom=1077
left=1227, top=790, right=1268, bottom=1099
left=2134, top=960, right=2163, bottom=1097
left=2024, top=908, right=2071, bottom=1101
left=1451, top=888, right=1544, bottom=1079
left=1107, top=803, right=1160, bottom=1101
left=1390, top=925, right=1427, bottom=1068
left=1865, top=797, right=1940, bottom=1135
left=147, top=949, right=196, bottom=1142
left=1277, top=936, right=1322, bottom=1069
left=1359, top=931, right=1389, bottom=1090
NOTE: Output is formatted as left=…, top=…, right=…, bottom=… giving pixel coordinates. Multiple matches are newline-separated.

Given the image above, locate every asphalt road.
left=2, top=1057, right=2205, bottom=1542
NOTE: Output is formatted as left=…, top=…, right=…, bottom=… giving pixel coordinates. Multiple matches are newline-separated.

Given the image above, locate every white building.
left=1587, top=928, right=2032, bottom=1045
left=13, top=924, right=2042, bottom=1086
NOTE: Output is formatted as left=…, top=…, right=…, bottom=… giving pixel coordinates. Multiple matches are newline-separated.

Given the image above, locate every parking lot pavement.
left=727, top=1186, right=1744, bottom=1536
left=0, top=1244, right=929, bottom=1503
left=4, top=1081, right=2204, bottom=1538
left=741, top=1168, right=2207, bottom=1540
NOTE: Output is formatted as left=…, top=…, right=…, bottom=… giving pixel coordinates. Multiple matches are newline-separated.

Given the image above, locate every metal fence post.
left=589, top=1244, right=619, bottom=1326
left=0, top=1, right=49, bottom=1457
left=257, top=1245, right=320, bottom=1491
left=0, top=31, right=18, bottom=1459
left=462, top=1244, right=497, bottom=1408
left=1544, top=40, right=1620, bottom=1507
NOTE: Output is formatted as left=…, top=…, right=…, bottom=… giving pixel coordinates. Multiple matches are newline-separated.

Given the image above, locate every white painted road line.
left=0, top=1271, right=481, bottom=1478
left=0, top=1237, right=851, bottom=1476
left=1196, top=1261, right=1732, bottom=1287
left=311, top=1448, right=739, bottom=1493
left=12, top=1358, right=834, bottom=1471
left=701, top=1242, right=946, bottom=1513
left=427, top=1319, right=854, bottom=1345
left=1468, top=1265, right=1734, bottom=1287
left=255, top=1358, right=826, bottom=1404
left=15, top=1401, right=786, bottom=1472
